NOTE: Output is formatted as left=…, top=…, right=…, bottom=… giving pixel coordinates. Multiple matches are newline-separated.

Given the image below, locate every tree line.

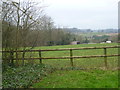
left=2, top=0, right=83, bottom=66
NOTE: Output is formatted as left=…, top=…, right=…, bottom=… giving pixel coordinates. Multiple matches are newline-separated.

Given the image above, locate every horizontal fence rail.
left=2, top=45, right=120, bottom=68
left=5, top=54, right=119, bottom=60
left=1, top=45, right=120, bottom=52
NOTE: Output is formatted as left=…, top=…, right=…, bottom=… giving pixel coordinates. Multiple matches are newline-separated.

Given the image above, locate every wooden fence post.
left=15, top=50, right=19, bottom=65
left=104, top=48, right=108, bottom=69
left=70, top=49, right=73, bottom=67
left=10, top=51, right=14, bottom=65
left=22, top=51, right=25, bottom=65
left=39, top=50, right=42, bottom=64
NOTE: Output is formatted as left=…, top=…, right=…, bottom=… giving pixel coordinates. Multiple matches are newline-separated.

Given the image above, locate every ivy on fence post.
left=22, top=51, right=25, bottom=65
left=39, top=50, right=42, bottom=64
left=10, top=51, right=14, bottom=65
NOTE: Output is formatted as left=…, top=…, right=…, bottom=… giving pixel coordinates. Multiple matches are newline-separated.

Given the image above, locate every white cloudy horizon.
left=14, top=0, right=119, bottom=30
left=43, top=0, right=119, bottom=30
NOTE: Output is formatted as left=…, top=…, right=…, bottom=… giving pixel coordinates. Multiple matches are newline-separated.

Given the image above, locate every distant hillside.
left=96, top=29, right=118, bottom=33
left=62, top=28, right=118, bottom=34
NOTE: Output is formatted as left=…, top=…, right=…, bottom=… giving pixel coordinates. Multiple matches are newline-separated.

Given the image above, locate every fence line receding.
left=2, top=45, right=120, bottom=68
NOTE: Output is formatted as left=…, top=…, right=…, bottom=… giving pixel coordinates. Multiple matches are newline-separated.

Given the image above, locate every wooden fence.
left=2, top=45, right=120, bottom=68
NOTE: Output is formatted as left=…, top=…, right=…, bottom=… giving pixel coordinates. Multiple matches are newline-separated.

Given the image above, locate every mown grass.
left=32, top=70, right=118, bottom=88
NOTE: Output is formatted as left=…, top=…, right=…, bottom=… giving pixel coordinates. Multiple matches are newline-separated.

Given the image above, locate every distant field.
left=18, top=43, right=119, bottom=69
left=79, top=32, right=108, bottom=37
left=77, top=32, right=118, bottom=37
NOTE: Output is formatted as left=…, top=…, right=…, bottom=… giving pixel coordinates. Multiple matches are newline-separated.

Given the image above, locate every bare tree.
left=2, top=0, right=46, bottom=65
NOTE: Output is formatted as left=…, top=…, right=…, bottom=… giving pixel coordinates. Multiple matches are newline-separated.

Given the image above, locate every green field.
left=4, top=43, right=119, bottom=88
left=20, top=43, right=118, bottom=69
left=31, top=43, right=119, bottom=88
left=32, top=70, right=118, bottom=88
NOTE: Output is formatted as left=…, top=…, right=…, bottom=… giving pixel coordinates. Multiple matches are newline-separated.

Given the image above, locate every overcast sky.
left=15, top=0, right=119, bottom=29
left=42, top=0, right=119, bottom=30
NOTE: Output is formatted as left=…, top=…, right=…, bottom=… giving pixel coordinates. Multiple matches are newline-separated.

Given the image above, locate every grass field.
left=31, top=43, right=119, bottom=88
left=3, top=43, right=119, bottom=88
left=32, top=70, right=118, bottom=88
left=20, top=43, right=118, bottom=69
